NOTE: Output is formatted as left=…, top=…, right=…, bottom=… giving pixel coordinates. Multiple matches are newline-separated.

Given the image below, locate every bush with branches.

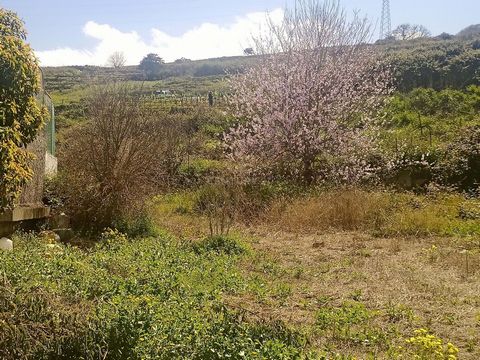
left=59, top=85, right=187, bottom=231
left=436, top=125, right=480, bottom=192
left=107, top=51, right=127, bottom=68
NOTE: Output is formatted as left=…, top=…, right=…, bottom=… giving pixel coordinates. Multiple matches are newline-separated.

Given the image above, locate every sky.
left=1, top=0, right=479, bottom=67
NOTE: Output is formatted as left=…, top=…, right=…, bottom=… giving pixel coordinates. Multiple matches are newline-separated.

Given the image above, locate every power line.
left=380, top=0, right=392, bottom=39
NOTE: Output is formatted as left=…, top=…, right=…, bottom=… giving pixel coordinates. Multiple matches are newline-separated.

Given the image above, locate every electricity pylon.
left=380, top=0, right=392, bottom=39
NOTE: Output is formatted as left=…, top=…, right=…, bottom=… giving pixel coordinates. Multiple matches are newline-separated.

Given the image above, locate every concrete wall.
left=19, top=130, right=47, bottom=206
left=45, top=152, right=58, bottom=176
left=1, top=129, right=55, bottom=237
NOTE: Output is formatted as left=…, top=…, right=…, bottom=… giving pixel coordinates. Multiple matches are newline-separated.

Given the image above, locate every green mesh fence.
left=43, top=93, right=55, bottom=156
left=38, top=70, right=55, bottom=156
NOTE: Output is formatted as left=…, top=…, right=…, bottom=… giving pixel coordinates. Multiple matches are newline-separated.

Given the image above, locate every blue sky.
left=1, top=0, right=479, bottom=66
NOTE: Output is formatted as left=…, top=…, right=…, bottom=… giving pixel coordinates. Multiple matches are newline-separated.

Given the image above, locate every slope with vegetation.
left=42, top=35, right=480, bottom=94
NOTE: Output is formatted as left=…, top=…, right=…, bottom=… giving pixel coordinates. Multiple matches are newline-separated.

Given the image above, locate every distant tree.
left=107, top=51, right=126, bottom=68
left=243, top=47, right=255, bottom=56
left=174, top=57, right=192, bottom=64
left=375, top=35, right=396, bottom=45
left=457, top=24, right=480, bottom=39
left=0, top=8, right=46, bottom=210
left=436, top=32, right=454, bottom=41
left=226, top=0, right=393, bottom=184
left=139, top=53, right=165, bottom=80
left=392, top=23, right=431, bottom=41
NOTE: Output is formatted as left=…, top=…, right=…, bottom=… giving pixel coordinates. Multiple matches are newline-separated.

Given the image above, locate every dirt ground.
left=153, top=196, right=480, bottom=358
left=230, top=227, right=480, bottom=358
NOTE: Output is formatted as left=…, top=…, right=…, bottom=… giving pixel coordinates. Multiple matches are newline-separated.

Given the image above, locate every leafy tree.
left=392, top=23, right=431, bottom=41
left=225, top=0, right=393, bottom=184
left=0, top=8, right=45, bottom=210
left=447, top=49, right=480, bottom=88
left=139, top=53, right=164, bottom=80
left=243, top=48, right=254, bottom=56
left=107, top=51, right=126, bottom=68
left=386, top=37, right=480, bottom=91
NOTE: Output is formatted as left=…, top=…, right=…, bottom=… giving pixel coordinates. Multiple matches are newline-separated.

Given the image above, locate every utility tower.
left=380, top=0, right=392, bottom=39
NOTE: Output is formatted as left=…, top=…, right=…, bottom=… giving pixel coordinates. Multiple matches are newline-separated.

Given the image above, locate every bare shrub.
left=59, top=85, right=186, bottom=231
left=154, top=113, right=192, bottom=188
left=194, top=182, right=240, bottom=237
left=192, top=176, right=280, bottom=236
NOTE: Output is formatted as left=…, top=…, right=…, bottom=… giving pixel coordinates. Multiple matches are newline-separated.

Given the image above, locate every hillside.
left=43, top=36, right=480, bottom=94
left=42, top=55, right=257, bottom=93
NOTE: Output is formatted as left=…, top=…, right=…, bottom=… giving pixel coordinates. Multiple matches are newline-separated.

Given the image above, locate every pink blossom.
left=224, top=0, right=394, bottom=183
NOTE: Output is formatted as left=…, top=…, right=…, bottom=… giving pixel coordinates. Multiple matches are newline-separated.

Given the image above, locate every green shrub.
left=437, top=125, right=480, bottom=192
left=193, top=235, right=246, bottom=255
left=178, top=159, right=225, bottom=187
left=112, top=212, right=158, bottom=238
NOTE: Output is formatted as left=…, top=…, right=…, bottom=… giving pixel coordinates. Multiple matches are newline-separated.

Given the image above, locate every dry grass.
left=237, top=228, right=480, bottom=358
left=263, top=189, right=390, bottom=233
left=153, top=188, right=480, bottom=358
left=262, top=189, right=480, bottom=238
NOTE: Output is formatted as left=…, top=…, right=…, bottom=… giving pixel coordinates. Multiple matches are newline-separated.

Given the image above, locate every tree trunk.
left=302, top=157, right=315, bottom=185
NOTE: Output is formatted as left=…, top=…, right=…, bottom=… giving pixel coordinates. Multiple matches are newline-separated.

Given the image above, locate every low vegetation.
left=0, top=231, right=310, bottom=359
left=2, top=186, right=479, bottom=358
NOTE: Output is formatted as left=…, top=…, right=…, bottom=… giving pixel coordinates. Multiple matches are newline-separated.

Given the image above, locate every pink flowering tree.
left=225, top=0, right=394, bottom=184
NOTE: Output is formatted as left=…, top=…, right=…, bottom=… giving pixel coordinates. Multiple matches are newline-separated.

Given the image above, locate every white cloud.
left=36, top=9, right=284, bottom=67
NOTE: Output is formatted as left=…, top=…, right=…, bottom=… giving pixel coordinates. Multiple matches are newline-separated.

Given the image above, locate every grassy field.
left=2, top=190, right=479, bottom=359
left=154, top=189, right=480, bottom=357
left=1, top=230, right=311, bottom=359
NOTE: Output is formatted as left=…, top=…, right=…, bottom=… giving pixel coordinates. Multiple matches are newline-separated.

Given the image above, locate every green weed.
left=0, top=233, right=307, bottom=359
